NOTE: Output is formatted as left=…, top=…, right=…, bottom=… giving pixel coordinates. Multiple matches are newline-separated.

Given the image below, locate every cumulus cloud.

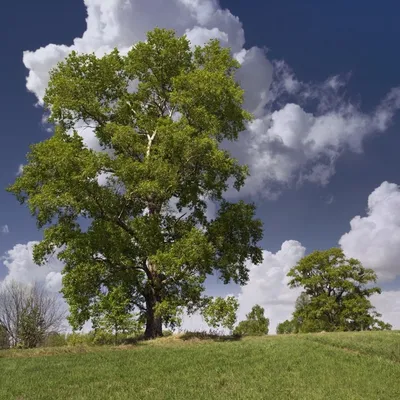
left=371, top=291, right=400, bottom=329
left=237, top=240, right=305, bottom=334
left=23, top=0, right=246, bottom=105
left=22, top=0, right=400, bottom=198
left=1, top=242, right=63, bottom=293
left=16, top=164, right=24, bottom=176
left=1, top=225, right=9, bottom=235
left=179, top=240, right=306, bottom=334
left=340, top=181, right=400, bottom=282
left=237, top=70, right=400, bottom=197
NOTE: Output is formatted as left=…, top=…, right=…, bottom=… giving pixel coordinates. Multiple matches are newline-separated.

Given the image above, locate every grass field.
left=1, top=331, right=400, bottom=400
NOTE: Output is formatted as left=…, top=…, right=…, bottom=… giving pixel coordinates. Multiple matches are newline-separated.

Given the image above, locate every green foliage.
left=65, top=330, right=143, bottom=346
left=43, top=332, right=67, bottom=347
left=233, top=304, right=269, bottom=336
left=287, top=248, right=391, bottom=332
left=18, top=304, right=46, bottom=348
left=276, top=320, right=296, bottom=335
left=202, top=296, right=239, bottom=331
left=91, top=285, right=143, bottom=343
left=66, top=332, right=95, bottom=346
left=91, top=330, right=120, bottom=346
left=8, top=28, right=263, bottom=338
left=0, top=325, right=9, bottom=349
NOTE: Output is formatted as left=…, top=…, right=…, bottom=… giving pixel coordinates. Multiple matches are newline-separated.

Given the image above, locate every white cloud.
left=237, top=82, right=400, bottom=198
left=17, top=164, right=24, bottom=176
left=1, top=225, right=9, bottom=235
left=1, top=242, right=64, bottom=293
left=340, top=181, right=400, bottom=282
left=179, top=241, right=306, bottom=335
left=371, top=291, right=400, bottom=329
left=237, top=240, right=305, bottom=334
left=23, top=0, right=246, bottom=105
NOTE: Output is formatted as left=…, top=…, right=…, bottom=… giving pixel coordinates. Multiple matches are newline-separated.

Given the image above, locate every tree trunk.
left=143, top=287, right=163, bottom=339
left=143, top=220, right=163, bottom=340
left=144, top=311, right=163, bottom=339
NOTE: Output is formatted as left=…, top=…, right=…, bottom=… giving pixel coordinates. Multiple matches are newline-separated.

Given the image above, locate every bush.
left=233, top=305, right=269, bottom=336
left=66, top=332, right=95, bottom=346
left=44, top=332, right=67, bottom=347
left=65, top=330, right=145, bottom=346
left=0, top=326, right=9, bottom=349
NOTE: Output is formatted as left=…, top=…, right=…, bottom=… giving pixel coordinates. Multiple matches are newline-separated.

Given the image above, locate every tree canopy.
left=233, top=304, right=269, bottom=336
left=276, top=319, right=296, bottom=335
left=8, top=28, right=263, bottom=339
left=286, top=248, right=391, bottom=332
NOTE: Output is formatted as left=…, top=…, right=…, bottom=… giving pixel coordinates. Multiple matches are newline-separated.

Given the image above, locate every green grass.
left=1, top=331, right=400, bottom=400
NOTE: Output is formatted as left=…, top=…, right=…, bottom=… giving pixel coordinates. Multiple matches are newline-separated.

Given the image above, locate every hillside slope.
left=1, top=331, right=400, bottom=400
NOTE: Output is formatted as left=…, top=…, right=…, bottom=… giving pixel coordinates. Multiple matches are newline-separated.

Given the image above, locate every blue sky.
left=1, top=0, right=399, bottom=331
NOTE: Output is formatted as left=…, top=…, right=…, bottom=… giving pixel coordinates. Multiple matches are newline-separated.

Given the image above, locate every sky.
left=1, top=0, right=400, bottom=333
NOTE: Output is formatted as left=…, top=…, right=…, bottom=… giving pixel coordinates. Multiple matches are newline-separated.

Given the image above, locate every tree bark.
left=143, top=205, right=164, bottom=340
left=144, top=290, right=163, bottom=339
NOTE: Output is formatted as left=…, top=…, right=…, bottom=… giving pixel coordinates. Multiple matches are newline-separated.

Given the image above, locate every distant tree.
left=8, top=28, right=263, bottom=339
left=287, top=248, right=391, bottom=332
left=276, top=319, right=296, bottom=335
left=202, top=296, right=239, bottom=331
left=233, top=304, right=269, bottom=336
left=0, top=281, right=65, bottom=348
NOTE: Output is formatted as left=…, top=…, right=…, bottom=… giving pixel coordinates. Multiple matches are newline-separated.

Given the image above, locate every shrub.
left=44, top=332, right=67, bottom=347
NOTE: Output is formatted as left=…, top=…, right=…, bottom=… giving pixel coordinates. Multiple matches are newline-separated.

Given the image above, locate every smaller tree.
left=92, top=286, right=143, bottom=344
left=0, top=281, right=66, bottom=348
left=287, top=248, right=391, bottom=332
left=233, top=304, right=269, bottom=336
left=18, top=300, right=47, bottom=348
left=202, top=296, right=239, bottom=332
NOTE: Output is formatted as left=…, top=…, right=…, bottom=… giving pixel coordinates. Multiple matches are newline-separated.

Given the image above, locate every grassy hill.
left=1, top=331, right=400, bottom=399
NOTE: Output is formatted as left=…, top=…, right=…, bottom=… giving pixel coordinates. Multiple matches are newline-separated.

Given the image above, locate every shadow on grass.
left=122, top=331, right=242, bottom=344
left=0, top=331, right=243, bottom=358
left=178, top=331, right=242, bottom=342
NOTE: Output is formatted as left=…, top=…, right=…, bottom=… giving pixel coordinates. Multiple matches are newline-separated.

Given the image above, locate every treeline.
left=1, top=247, right=392, bottom=350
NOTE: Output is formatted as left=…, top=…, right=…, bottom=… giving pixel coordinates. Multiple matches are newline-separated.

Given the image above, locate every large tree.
left=9, top=29, right=263, bottom=339
left=287, top=248, right=391, bottom=332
